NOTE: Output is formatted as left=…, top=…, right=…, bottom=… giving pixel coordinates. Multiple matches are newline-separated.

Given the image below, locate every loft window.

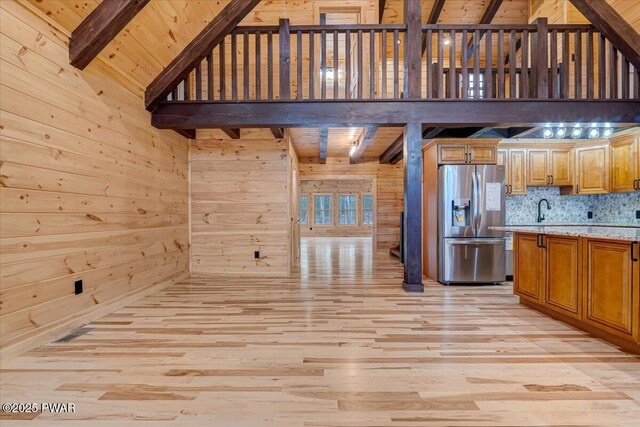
left=300, top=195, right=308, bottom=225
left=362, top=194, right=373, bottom=225
left=314, top=194, right=332, bottom=225
left=338, top=195, right=357, bottom=225
left=466, top=73, right=485, bottom=99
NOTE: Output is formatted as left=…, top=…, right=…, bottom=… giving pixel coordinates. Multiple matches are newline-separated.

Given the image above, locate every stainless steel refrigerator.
left=438, top=165, right=506, bottom=284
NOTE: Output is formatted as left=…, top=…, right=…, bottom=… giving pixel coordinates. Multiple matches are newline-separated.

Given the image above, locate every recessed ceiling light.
left=571, top=124, right=583, bottom=139
left=588, top=127, right=600, bottom=138
left=543, top=128, right=553, bottom=139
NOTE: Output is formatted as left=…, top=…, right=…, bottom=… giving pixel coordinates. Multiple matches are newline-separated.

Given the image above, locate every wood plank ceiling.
left=30, top=0, right=640, bottom=161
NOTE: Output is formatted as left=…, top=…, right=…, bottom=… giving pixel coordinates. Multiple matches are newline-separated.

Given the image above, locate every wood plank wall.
left=190, top=134, right=294, bottom=276
left=300, top=179, right=375, bottom=237
left=299, top=158, right=403, bottom=251
left=0, top=1, right=189, bottom=356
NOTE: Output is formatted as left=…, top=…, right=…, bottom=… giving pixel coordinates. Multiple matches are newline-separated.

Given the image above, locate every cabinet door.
left=509, top=149, right=527, bottom=195
left=527, top=149, right=549, bottom=186
left=438, top=145, right=467, bottom=164
left=549, top=148, right=572, bottom=186
left=544, top=236, right=581, bottom=319
left=583, top=239, right=638, bottom=342
left=514, top=233, right=543, bottom=302
left=576, top=145, right=610, bottom=194
left=468, top=144, right=497, bottom=164
left=610, top=138, right=636, bottom=193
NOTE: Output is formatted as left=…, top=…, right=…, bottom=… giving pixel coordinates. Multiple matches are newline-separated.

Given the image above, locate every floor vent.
left=54, top=327, right=94, bottom=343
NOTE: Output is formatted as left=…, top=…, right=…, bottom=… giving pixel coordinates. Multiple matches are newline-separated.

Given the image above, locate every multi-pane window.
left=299, top=195, right=308, bottom=225
left=466, top=73, right=484, bottom=99
left=338, top=195, right=357, bottom=225
left=314, top=195, right=332, bottom=225
left=363, top=194, right=373, bottom=225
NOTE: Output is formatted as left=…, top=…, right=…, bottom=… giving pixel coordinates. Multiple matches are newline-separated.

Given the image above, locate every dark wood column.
left=402, top=122, right=423, bottom=292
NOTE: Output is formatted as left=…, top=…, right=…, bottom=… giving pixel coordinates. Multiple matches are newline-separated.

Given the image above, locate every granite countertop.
left=491, top=225, right=640, bottom=242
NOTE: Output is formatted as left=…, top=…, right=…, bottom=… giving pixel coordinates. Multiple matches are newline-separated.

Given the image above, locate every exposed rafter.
left=221, top=128, right=241, bottom=139
left=421, top=0, right=447, bottom=54
left=508, top=127, right=540, bottom=138
left=70, top=0, right=150, bottom=69
left=271, top=128, right=285, bottom=139
left=379, top=0, right=387, bottom=23
left=174, top=129, right=196, bottom=139
left=145, top=0, right=261, bottom=111
left=568, top=0, right=640, bottom=69
left=351, top=126, right=379, bottom=161
left=466, top=0, right=504, bottom=59
left=319, top=127, right=329, bottom=164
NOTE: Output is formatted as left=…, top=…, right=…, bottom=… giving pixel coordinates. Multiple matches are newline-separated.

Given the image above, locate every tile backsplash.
left=506, top=187, right=640, bottom=225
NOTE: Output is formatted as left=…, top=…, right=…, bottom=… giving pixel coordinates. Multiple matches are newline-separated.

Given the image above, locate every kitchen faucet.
left=537, top=198, right=551, bottom=223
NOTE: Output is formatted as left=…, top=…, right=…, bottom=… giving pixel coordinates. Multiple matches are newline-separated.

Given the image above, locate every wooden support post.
left=279, top=19, right=291, bottom=100
left=404, top=0, right=422, bottom=99
left=535, top=18, right=549, bottom=99
left=402, top=122, right=423, bottom=292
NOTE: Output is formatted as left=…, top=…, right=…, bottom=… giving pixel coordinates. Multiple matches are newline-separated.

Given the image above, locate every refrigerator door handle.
left=448, top=239, right=505, bottom=245
left=472, top=169, right=481, bottom=237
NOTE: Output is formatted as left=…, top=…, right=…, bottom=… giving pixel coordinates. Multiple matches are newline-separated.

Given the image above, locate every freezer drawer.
left=440, top=238, right=506, bottom=284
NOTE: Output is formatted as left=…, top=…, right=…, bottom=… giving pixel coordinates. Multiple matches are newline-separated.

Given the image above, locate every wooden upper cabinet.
left=514, top=233, right=543, bottom=303
left=609, top=135, right=639, bottom=193
left=583, top=239, right=639, bottom=342
left=527, top=149, right=550, bottom=186
left=544, top=236, right=581, bottom=319
left=437, top=141, right=498, bottom=165
left=575, top=144, right=610, bottom=194
left=500, top=148, right=527, bottom=195
left=438, top=144, right=467, bottom=164
left=549, top=148, right=572, bottom=186
left=468, top=144, right=497, bottom=164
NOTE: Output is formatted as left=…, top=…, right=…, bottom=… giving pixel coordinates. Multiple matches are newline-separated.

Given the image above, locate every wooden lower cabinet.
left=583, top=239, right=639, bottom=343
left=514, top=233, right=640, bottom=350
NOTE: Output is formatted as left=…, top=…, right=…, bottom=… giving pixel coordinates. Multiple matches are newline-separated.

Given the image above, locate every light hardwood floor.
left=1, top=237, right=639, bottom=425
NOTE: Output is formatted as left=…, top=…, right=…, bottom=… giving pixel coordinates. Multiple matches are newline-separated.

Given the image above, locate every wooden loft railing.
left=163, top=20, right=639, bottom=104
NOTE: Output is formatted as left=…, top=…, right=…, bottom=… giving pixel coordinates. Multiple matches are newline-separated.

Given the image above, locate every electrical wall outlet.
left=636, top=210, right=640, bottom=220
left=74, top=279, right=83, bottom=295
left=587, top=211, right=593, bottom=219
left=254, top=250, right=260, bottom=259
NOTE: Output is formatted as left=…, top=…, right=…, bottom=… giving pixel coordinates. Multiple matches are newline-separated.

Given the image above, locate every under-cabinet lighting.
left=571, top=124, right=583, bottom=139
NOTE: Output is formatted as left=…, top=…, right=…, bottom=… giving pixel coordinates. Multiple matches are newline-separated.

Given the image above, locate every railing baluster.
left=485, top=29, right=493, bottom=99
left=207, top=52, right=213, bottom=101
left=550, top=30, right=557, bottom=98
left=358, top=30, right=364, bottom=99
left=381, top=30, right=387, bottom=99
left=633, top=65, right=639, bottom=99
left=535, top=18, right=548, bottom=99
left=473, top=29, right=479, bottom=98
left=231, top=31, right=238, bottom=100
left=345, top=30, right=351, bottom=99
left=450, top=30, right=456, bottom=98
left=426, top=29, right=433, bottom=99
left=321, top=30, right=327, bottom=99
left=219, top=40, right=226, bottom=101
left=297, top=31, right=302, bottom=100
left=370, top=30, right=375, bottom=99
left=279, top=19, right=291, bottom=100
left=309, top=31, right=315, bottom=99
left=268, top=31, right=273, bottom=100
left=586, top=30, right=594, bottom=99
left=393, top=29, right=399, bottom=98
left=609, top=43, right=618, bottom=98
left=561, top=30, right=568, bottom=99
left=195, top=61, right=202, bottom=100
left=497, top=30, right=504, bottom=99
left=575, top=30, right=582, bottom=99
left=509, top=30, right=516, bottom=98
left=243, top=31, right=249, bottom=100
left=522, top=30, right=529, bottom=98
left=621, top=56, right=629, bottom=99
left=598, top=33, right=606, bottom=99
left=461, top=30, right=468, bottom=99
left=255, top=31, right=261, bottom=100
left=333, top=30, right=339, bottom=98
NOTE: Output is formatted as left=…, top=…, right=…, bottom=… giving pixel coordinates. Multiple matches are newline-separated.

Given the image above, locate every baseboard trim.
left=0, top=272, right=189, bottom=365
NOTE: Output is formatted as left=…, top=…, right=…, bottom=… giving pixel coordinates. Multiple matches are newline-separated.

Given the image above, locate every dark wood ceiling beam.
left=70, top=0, right=150, bottom=69
left=174, top=129, right=196, bottom=139
left=319, top=127, right=329, bottom=164
left=379, top=133, right=404, bottom=164
left=351, top=126, right=378, bottom=160
left=569, top=0, right=640, bottom=69
left=271, top=128, right=285, bottom=139
left=145, top=0, right=261, bottom=111
left=221, top=128, right=241, bottom=139
left=152, top=100, right=640, bottom=129
left=421, top=0, right=447, bottom=54
left=379, top=0, right=387, bottom=23
left=466, top=0, right=504, bottom=59
left=508, top=127, right=539, bottom=138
